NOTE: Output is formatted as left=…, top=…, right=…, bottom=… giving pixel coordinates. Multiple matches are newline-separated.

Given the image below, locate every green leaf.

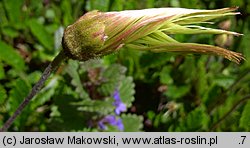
left=2, top=27, right=19, bottom=38
left=26, top=71, right=42, bottom=84
left=50, top=105, right=61, bottom=118
left=160, top=66, right=173, bottom=85
left=119, top=76, right=135, bottom=108
left=123, top=0, right=138, bottom=9
left=146, top=0, right=155, bottom=8
left=240, top=22, right=250, bottom=63
left=102, top=63, right=127, bottom=80
left=122, top=114, right=144, bottom=132
left=0, top=85, right=7, bottom=104
left=31, top=76, right=60, bottom=109
left=78, top=62, right=135, bottom=115
left=48, top=94, right=89, bottom=131
left=28, top=19, right=53, bottom=50
left=180, top=105, right=209, bottom=131
left=65, top=60, right=89, bottom=99
left=108, top=0, right=124, bottom=11
left=8, top=79, right=31, bottom=112
left=97, top=63, right=135, bottom=107
left=8, top=78, right=31, bottom=128
left=0, top=41, right=25, bottom=71
left=178, top=57, right=196, bottom=81
left=98, top=64, right=127, bottom=96
left=0, top=62, right=5, bottom=79
left=3, top=0, right=24, bottom=28
left=170, top=0, right=180, bottom=7
left=77, top=98, right=115, bottom=115
left=147, top=110, right=156, bottom=121
left=88, top=0, right=109, bottom=11
left=196, top=57, right=208, bottom=97
left=140, top=52, right=172, bottom=69
left=45, top=9, right=55, bottom=20
left=213, top=75, right=235, bottom=89
left=61, top=0, right=73, bottom=26
left=240, top=101, right=250, bottom=130
left=0, top=2, right=9, bottom=27
left=165, top=85, right=191, bottom=99
left=179, top=0, right=200, bottom=8
left=118, top=49, right=142, bottom=77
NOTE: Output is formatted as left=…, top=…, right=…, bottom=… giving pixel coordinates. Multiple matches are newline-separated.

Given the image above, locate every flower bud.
left=62, top=7, right=244, bottom=63
left=62, top=11, right=107, bottom=61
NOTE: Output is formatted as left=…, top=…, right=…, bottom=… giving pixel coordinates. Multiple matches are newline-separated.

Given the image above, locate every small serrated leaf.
left=65, top=60, right=89, bottom=99
left=180, top=105, right=209, bottom=131
left=122, top=114, right=144, bottom=132
left=77, top=98, right=115, bottom=115
left=102, top=64, right=127, bottom=78
left=50, top=94, right=90, bottom=131
left=98, top=64, right=127, bottom=96
left=119, top=76, right=135, bottom=108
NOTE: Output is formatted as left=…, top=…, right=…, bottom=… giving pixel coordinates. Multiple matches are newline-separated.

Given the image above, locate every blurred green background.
left=0, top=0, right=250, bottom=131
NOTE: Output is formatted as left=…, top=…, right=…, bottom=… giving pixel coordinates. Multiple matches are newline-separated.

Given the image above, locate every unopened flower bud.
left=62, top=11, right=106, bottom=61
left=62, top=7, right=244, bottom=63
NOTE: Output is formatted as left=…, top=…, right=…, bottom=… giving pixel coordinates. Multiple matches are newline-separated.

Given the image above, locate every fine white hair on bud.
left=63, top=7, right=244, bottom=63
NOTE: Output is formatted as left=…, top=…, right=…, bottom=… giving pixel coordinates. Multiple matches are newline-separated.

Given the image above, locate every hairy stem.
left=0, top=50, right=67, bottom=132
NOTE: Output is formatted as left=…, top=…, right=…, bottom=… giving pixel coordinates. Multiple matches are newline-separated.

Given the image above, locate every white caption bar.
left=0, top=132, right=249, bottom=148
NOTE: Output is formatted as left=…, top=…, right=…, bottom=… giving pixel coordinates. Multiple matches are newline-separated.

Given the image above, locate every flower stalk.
left=0, top=51, right=67, bottom=132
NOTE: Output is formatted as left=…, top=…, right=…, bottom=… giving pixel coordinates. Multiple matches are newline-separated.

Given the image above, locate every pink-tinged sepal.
left=63, top=7, right=244, bottom=63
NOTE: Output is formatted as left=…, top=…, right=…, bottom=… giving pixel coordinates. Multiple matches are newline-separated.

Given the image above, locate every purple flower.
left=115, top=118, right=124, bottom=131
left=113, top=90, right=126, bottom=115
left=97, top=90, right=127, bottom=131
left=98, top=115, right=124, bottom=131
